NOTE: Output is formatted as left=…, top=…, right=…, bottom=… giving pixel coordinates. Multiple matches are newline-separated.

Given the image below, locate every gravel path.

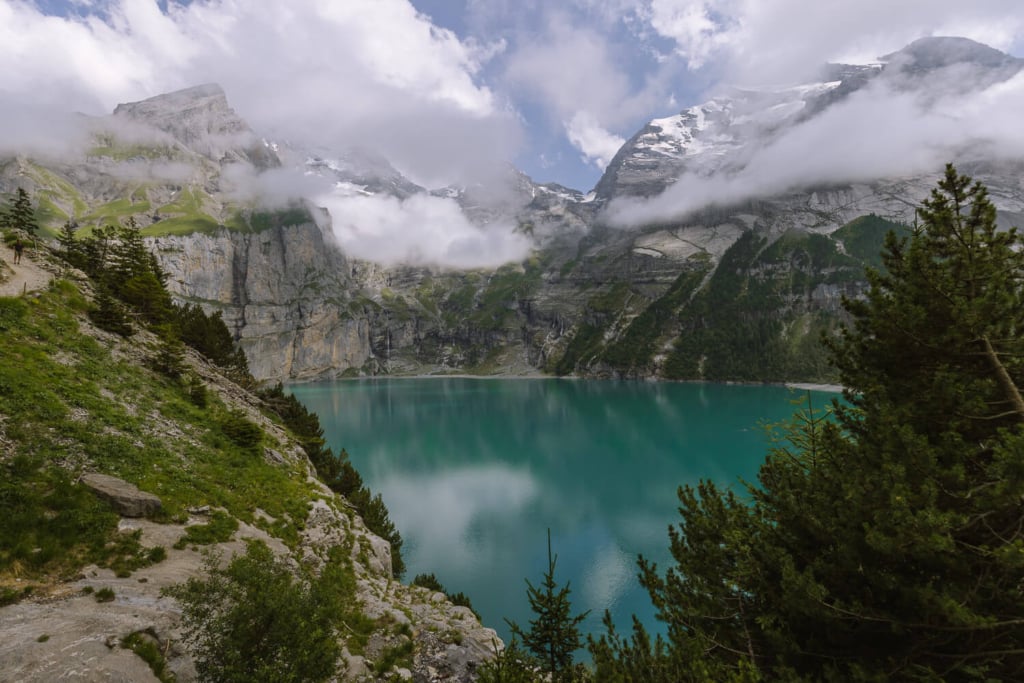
left=0, top=246, right=53, bottom=297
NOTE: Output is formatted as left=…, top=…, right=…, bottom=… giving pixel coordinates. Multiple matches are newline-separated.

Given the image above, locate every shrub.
left=218, top=411, right=263, bottom=451
left=162, top=540, right=340, bottom=683
left=172, top=511, right=238, bottom=549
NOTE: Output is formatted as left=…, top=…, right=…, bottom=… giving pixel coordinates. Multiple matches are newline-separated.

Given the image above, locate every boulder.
left=81, top=474, right=162, bottom=518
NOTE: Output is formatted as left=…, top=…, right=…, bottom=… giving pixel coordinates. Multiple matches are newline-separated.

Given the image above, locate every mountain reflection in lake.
left=289, top=378, right=835, bottom=646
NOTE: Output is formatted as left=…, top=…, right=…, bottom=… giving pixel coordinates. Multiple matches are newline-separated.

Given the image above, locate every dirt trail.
left=0, top=246, right=52, bottom=297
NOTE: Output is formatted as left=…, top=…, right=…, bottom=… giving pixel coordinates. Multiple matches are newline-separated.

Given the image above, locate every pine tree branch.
left=980, top=335, right=1024, bottom=422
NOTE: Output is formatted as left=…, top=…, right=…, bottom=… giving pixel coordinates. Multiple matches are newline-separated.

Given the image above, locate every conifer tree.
left=4, top=187, right=39, bottom=236
left=88, top=284, right=134, bottom=337
left=57, top=220, right=84, bottom=269
left=109, top=218, right=151, bottom=284
left=508, top=530, right=589, bottom=682
left=151, top=326, right=188, bottom=379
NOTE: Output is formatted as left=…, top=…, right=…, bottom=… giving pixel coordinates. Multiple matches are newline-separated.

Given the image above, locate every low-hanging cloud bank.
left=318, top=191, right=533, bottom=270
left=606, top=63, right=1024, bottom=227
left=0, top=0, right=519, bottom=189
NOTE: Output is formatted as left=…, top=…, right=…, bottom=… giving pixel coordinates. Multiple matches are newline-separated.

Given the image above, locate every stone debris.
left=81, top=473, right=163, bottom=518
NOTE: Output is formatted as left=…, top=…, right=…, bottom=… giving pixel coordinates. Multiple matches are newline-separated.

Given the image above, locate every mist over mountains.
left=3, top=36, right=1024, bottom=383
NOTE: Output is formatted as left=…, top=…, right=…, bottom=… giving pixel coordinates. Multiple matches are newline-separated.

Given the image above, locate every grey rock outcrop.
left=81, top=473, right=162, bottom=518
left=152, top=221, right=374, bottom=381
left=112, top=83, right=279, bottom=169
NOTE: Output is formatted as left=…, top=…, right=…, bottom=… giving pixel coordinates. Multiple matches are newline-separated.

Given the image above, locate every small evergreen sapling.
left=507, top=529, right=589, bottom=683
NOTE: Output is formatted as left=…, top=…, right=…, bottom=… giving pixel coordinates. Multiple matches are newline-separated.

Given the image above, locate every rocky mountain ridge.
left=3, top=37, right=1023, bottom=383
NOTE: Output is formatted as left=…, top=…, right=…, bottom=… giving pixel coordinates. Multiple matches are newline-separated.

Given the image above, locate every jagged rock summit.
left=113, top=83, right=279, bottom=168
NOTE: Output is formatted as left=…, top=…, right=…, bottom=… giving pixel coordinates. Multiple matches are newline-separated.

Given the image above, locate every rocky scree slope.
left=0, top=258, right=500, bottom=682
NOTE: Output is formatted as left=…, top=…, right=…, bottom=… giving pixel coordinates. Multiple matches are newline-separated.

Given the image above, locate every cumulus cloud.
left=0, top=0, right=535, bottom=268
left=606, top=66, right=1024, bottom=227
left=0, top=0, right=516, bottom=188
left=501, top=10, right=664, bottom=172
left=318, top=191, right=533, bottom=269
left=643, top=0, right=1024, bottom=84
left=565, top=111, right=626, bottom=169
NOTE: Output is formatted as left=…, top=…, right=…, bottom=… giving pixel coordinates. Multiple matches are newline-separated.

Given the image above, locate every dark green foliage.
left=4, top=187, right=40, bottom=236
left=57, top=221, right=82, bottom=264
left=174, top=303, right=249, bottom=377
left=664, top=230, right=844, bottom=381
left=508, top=530, right=589, bottom=682
left=122, top=631, right=175, bottom=682
left=412, top=573, right=478, bottom=616
left=601, top=265, right=709, bottom=373
left=412, top=572, right=444, bottom=592
left=350, top=489, right=406, bottom=577
left=150, top=329, right=187, bottom=379
left=553, top=322, right=606, bottom=375
left=163, top=540, right=340, bottom=683
left=258, top=384, right=406, bottom=577
left=50, top=205, right=250, bottom=378
left=109, top=218, right=151, bottom=282
left=831, top=214, right=910, bottom=268
left=588, top=611, right=761, bottom=683
left=218, top=411, right=263, bottom=451
left=602, top=166, right=1024, bottom=681
left=476, top=639, right=542, bottom=683
left=119, top=271, right=173, bottom=325
left=88, top=284, right=134, bottom=337
left=173, top=511, right=239, bottom=549
left=188, top=376, right=208, bottom=407
left=94, top=587, right=116, bottom=602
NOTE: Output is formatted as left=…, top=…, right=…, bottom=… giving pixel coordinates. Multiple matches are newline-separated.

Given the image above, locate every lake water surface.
left=289, top=378, right=835, bottom=646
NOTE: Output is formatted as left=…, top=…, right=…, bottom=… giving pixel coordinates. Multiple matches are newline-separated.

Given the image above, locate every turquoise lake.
left=289, top=378, right=836, bottom=646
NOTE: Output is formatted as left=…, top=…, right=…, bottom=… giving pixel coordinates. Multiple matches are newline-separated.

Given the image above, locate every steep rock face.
left=152, top=222, right=377, bottom=381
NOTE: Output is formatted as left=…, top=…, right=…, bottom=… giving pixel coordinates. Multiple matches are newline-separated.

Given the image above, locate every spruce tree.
left=57, top=220, right=84, bottom=269
left=88, top=284, right=134, bottom=337
left=508, top=530, right=589, bottom=682
left=5, top=187, right=39, bottom=236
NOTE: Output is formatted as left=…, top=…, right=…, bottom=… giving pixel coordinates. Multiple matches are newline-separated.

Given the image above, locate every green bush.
left=173, top=511, right=238, bottom=549
left=218, top=411, right=263, bottom=451
left=122, top=631, right=175, bottom=683
left=163, top=540, right=340, bottom=683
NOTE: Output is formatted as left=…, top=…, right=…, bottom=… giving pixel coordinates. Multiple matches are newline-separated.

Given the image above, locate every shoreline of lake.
left=294, top=371, right=845, bottom=394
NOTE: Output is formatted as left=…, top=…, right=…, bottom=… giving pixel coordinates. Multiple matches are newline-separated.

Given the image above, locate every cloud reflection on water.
left=375, top=464, right=539, bottom=573
left=290, top=378, right=834, bottom=643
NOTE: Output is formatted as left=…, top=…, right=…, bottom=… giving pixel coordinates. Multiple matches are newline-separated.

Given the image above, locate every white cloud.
left=502, top=10, right=660, bottom=171
left=0, top=0, right=516, bottom=188
left=606, top=67, right=1024, bottom=227
left=643, top=0, right=1024, bottom=84
left=318, top=191, right=533, bottom=269
left=646, top=0, right=741, bottom=70
left=375, top=464, right=539, bottom=570
left=565, top=111, right=626, bottom=169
